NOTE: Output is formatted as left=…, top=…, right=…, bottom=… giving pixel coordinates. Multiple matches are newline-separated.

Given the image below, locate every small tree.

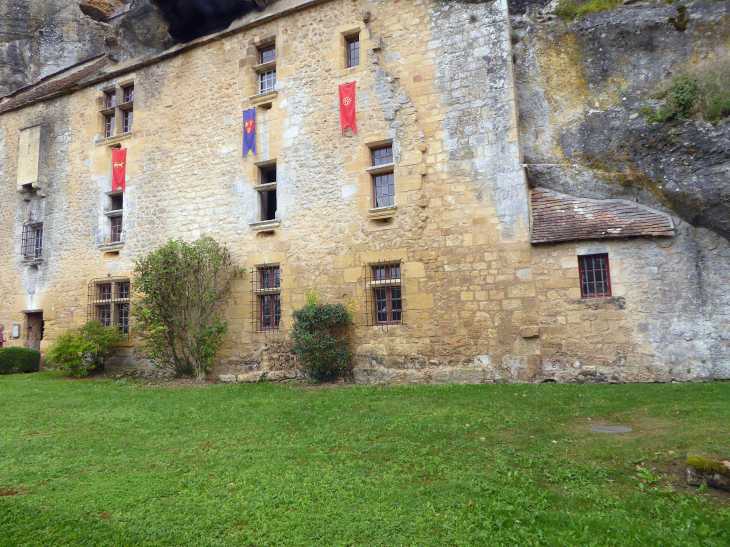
left=133, top=237, right=245, bottom=380
left=47, top=321, right=125, bottom=378
left=291, top=290, right=353, bottom=382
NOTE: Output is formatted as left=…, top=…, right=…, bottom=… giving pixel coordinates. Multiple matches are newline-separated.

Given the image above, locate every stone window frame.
left=87, top=276, right=131, bottom=336
left=578, top=253, right=612, bottom=299
left=254, top=37, right=277, bottom=95
left=251, top=265, right=282, bottom=333
left=334, top=25, right=367, bottom=75
left=250, top=159, right=281, bottom=231
left=368, top=143, right=396, bottom=209
left=97, top=78, right=135, bottom=143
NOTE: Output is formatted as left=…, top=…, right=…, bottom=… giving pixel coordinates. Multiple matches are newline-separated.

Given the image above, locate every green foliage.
left=642, top=63, right=730, bottom=123
left=0, top=347, right=41, bottom=375
left=555, top=0, right=621, bottom=20
left=291, top=290, right=353, bottom=382
left=133, top=236, right=245, bottom=380
left=46, top=321, right=125, bottom=378
left=1, top=376, right=729, bottom=545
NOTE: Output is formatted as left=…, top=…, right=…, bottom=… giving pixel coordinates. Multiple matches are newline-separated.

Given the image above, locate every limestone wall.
left=0, top=0, right=728, bottom=383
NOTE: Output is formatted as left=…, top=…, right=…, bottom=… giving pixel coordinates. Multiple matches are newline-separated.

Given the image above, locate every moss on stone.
left=686, top=453, right=730, bottom=477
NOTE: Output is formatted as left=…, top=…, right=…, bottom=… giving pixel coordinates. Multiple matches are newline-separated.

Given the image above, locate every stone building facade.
left=0, top=0, right=728, bottom=383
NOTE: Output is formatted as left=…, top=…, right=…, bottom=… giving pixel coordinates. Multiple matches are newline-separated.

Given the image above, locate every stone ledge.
left=250, top=219, right=281, bottom=231
left=95, top=132, right=132, bottom=147
left=366, top=206, right=397, bottom=219
left=248, top=91, right=277, bottom=106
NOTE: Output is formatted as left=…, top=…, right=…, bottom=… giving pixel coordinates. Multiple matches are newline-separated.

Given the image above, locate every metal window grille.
left=123, top=109, right=133, bottom=133
left=259, top=45, right=276, bottom=64
left=251, top=266, right=281, bottom=333
left=364, top=261, right=404, bottom=327
left=371, top=146, right=393, bottom=166
left=346, top=37, right=360, bottom=68
left=373, top=173, right=395, bottom=208
left=21, top=222, right=43, bottom=259
left=117, top=303, right=129, bottom=334
left=111, top=216, right=123, bottom=242
left=105, top=114, right=115, bottom=138
left=259, top=70, right=276, bottom=94
left=105, top=91, right=116, bottom=108
left=87, top=277, right=131, bottom=338
left=122, top=85, right=134, bottom=103
left=579, top=254, right=611, bottom=298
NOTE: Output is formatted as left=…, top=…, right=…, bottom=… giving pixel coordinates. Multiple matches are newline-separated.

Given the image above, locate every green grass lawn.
left=1, top=372, right=728, bottom=546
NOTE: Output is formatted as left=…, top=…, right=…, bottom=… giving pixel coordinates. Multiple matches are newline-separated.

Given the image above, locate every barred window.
left=88, top=277, right=131, bottom=335
left=21, top=222, right=43, bottom=260
left=364, top=261, right=403, bottom=326
left=579, top=254, right=611, bottom=298
left=251, top=266, right=281, bottom=333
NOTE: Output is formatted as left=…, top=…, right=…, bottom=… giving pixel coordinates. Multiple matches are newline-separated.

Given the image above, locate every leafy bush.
left=133, top=237, right=245, bottom=380
left=46, top=321, right=125, bottom=378
left=291, top=290, right=353, bottom=382
left=555, top=0, right=621, bottom=20
left=0, top=347, right=41, bottom=375
left=643, top=62, right=730, bottom=123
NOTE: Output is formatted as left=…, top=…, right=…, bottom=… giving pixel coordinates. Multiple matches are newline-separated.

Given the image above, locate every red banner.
left=112, top=148, right=127, bottom=192
left=339, top=82, right=357, bottom=135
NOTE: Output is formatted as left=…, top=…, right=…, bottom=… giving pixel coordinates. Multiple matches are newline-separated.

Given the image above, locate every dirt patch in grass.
left=660, top=458, right=730, bottom=506
left=0, top=486, right=31, bottom=496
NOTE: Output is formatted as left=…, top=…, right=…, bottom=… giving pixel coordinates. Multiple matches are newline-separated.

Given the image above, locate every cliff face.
left=0, top=0, right=107, bottom=96
left=515, top=1, right=730, bottom=239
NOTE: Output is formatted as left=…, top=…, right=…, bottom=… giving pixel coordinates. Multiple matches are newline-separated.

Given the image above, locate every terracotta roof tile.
left=531, top=188, right=675, bottom=244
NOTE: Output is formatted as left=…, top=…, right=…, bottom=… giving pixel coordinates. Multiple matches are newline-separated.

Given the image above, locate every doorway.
left=24, top=312, right=43, bottom=351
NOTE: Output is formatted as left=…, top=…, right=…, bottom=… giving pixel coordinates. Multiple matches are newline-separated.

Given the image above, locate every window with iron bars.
left=364, top=261, right=403, bottom=326
left=21, top=222, right=43, bottom=260
left=251, top=266, right=281, bottom=332
left=87, top=277, right=131, bottom=335
left=578, top=254, right=611, bottom=298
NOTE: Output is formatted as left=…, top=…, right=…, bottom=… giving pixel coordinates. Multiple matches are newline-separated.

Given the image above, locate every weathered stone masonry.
left=0, top=0, right=728, bottom=383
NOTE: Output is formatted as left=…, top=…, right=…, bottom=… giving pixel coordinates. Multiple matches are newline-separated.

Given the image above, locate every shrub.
left=46, top=321, right=125, bottom=378
left=291, top=290, right=354, bottom=382
left=133, top=237, right=245, bottom=381
left=555, top=0, right=621, bottom=20
left=0, top=347, right=41, bottom=375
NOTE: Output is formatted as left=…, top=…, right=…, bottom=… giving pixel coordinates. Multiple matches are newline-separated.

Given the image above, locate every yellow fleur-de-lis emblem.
left=342, top=96, right=351, bottom=106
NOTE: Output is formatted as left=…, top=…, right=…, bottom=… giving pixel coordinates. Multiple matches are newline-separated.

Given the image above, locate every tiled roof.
left=531, top=188, right=675, bottom=244
left=0, top=56, right=109, bottom=114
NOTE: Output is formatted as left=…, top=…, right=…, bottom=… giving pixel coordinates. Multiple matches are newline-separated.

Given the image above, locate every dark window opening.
left=260, top=164, right=277, bottom=184
left=579, top=254, right=611, bottom=298
left=259, top=266, right=280, bottom=289
left=117, top=303, right=129, bottom=334
left=346, top=36, right=360, bottom=68
left=260, top=190, right=277, bottom=221
left=98, top=283, right=112, bottom=301
left=110, top=194, right=123, bottom=211
left=21, top=223, right=43, bottom=260
left=97, top=304, right=112, bottom=326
